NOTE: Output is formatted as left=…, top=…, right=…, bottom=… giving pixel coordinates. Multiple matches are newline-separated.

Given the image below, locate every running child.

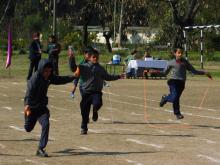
left=73, top=49, right=124, bottom=134
left=24, top=59, right=76, bottom=157
left=160, top=48, right=212, bottom=119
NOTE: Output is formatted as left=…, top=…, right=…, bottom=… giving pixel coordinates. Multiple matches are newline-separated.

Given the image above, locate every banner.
left=5, top=25, right=12, bottom=69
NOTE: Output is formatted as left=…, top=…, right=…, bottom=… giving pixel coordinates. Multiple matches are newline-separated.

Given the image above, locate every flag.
left=5, top=25, right=12, bottom=69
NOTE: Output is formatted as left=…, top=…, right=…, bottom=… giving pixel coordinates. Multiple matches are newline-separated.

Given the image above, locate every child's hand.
left=73, top=67, right=80, bottom=77
left=205, top=72, right=212, bottom=80
left=24, top=105, right=31, bottom=116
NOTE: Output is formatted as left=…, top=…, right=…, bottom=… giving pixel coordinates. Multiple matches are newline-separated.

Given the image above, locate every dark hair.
left=44, top=62, right=53, bottom=69
left=174, top=48, right=183, bottom=53
left=49, top=35, right=57, bottom=42
left=32, top=32, right=40, bottom=39
left=84, top=46, right=94, bottom=54
left=92, top=48, right=99, bottom=56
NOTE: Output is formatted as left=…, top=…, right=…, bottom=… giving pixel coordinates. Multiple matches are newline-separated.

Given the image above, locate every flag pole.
left=5, top=23, right=12, bottom=77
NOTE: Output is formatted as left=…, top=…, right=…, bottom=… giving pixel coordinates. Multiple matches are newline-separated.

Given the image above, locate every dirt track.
left=0, top=78, right=220, bottom=165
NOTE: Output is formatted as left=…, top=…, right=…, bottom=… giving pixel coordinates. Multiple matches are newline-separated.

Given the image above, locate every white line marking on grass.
left=99, top=117, right=111, bottom=121
left=200, top=139, right=216, bottom=144
left=197, top=155, right=220, bottom=164
left=75, top=146, right=94, bottom=151
left=50, top=105, right=69, bottom=111
left=105, top=91, right=218, bottom=112
left=103, top=91, right=120, bottom=96
left=0, top=93, right=8, bottom=97
left=125, top=159, right=143, bottom=165
left=0, top=85, right=8, bottom=89
left=0, top=143, right=6, bottom=149
left=49, top=118, right=58, bottom=122
left=9, top=126, right=25, bottom=132
left=89, top=129, right=105, bottom=133
left=131, top=112, right=143, bottom=116
left=210, top=128, right=220, bottom=132
left=25, top=159, right=48, bottom=165
left=2, top=106, right=12, bottom=110
left=12, top=82, right=19, bottom=85
left=49, top=88, right=68, bottom=93
left=106, top=107, right=118, bottom=110
left=126, top=139, right=164, bottom=149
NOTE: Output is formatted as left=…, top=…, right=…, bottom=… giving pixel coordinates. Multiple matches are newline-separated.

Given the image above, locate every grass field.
left=0, top=51, right=220, bottom=165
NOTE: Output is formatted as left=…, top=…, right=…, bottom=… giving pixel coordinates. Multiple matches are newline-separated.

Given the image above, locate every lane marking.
left=210, top=128, right=220, bottom=132
left=0, top=93, right=8, bottom=97
left=50, top=105, right=69, bottom=111
left=9, top=125, right=25, bottom=132
left=103, top=91, right=218, bottom=112
left=126, top=139, right=164, bottom=149
left=99, top=117, right=111, bottom=121
left=200, top=139, right=216, bottom=144
left=197, top=155, right=220, bottom=164
left=75, top=146, right=94, bottom=151
left=131, top=112, right=143, bottom=116
left=125, top=159, right=143, bottom=165
left=0, top=143, right=6, bottom=149
left=49, top=118, right=58, bottom=122
left=111, top=99, right=220, bottom=121
left=49, top=88, right=67, bottom=93
left=1, top=106, right=12, bottom=110
left=25, top=159, right=48, bottom=165
left=12, top=82, right=19, bottom=85
left=0, top=85, right=8, bottom=89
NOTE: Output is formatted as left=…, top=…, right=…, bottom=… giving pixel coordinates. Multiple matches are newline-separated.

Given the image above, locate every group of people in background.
left=27, top=32, right=61, bottom=80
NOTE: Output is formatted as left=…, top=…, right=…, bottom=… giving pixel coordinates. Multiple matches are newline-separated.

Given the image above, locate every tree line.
left=0, top=0, right=220, bottom=52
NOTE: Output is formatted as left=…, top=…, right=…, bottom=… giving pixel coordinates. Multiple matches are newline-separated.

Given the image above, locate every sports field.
left=0, top=77, right=220, bottom=165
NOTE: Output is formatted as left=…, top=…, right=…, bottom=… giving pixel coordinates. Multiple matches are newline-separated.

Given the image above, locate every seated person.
left=124, top=49, right=137, bottom=65
left=143, top=51, right=153, bottom=61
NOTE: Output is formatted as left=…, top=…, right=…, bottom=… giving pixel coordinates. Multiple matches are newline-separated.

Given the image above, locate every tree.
left=167, top=0, right=206, bottom=49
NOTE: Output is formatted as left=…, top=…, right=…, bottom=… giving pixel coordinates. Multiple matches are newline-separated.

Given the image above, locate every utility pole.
left=118, top=0, right=124, bottom=47
left=53, top=0, right=57, bottom=36
left=113, top=0, right=117, bottom=44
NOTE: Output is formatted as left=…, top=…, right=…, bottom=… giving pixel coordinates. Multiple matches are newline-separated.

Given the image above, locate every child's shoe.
left=80, top=129, right=87, bottom=135
left=70, top=92, right=75, bottom=98
left=36, top=148, right=48, bottom=157
left=159, top=95, right=167, bottom=107
left=92, top=111, right=98, bottom=122
left=175, top=114, right=184, bottom=120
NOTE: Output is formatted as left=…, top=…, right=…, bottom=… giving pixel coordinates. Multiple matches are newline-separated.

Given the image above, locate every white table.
left=127, top=60, right=168, bottom=73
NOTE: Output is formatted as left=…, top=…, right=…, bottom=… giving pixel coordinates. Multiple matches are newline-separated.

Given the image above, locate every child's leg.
left=91, top=92, right=103, bottom=122
left=92, top=92, right=103, bottom=112
left=24, top=110, right=37, bottom=132
left=80, top=93, right=92, bottom=131
left=37, top=112, right=50, bottom=150
left=173, top=82, right=185, bottom=115
left=165, top=80, right=178, bottom=103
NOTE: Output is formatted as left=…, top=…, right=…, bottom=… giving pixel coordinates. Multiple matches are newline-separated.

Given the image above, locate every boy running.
left=160, top=48, right=212, bottom=119
left=73, top=49, right=124, bottom=134
left=24, top=59, right=76, bottom=157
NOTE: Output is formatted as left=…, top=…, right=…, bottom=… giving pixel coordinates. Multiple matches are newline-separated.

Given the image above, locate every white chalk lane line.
left=126, top=138, right=164, bottom=149
left=197, top=154, right=220, bottom=164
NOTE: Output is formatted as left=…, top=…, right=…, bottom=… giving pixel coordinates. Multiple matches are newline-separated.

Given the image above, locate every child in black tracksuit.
left=73, top=49, right=123, bottom=134
left=24, top=59, right=76, bottom=157
left=160, top=48, right=212, bottom=119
